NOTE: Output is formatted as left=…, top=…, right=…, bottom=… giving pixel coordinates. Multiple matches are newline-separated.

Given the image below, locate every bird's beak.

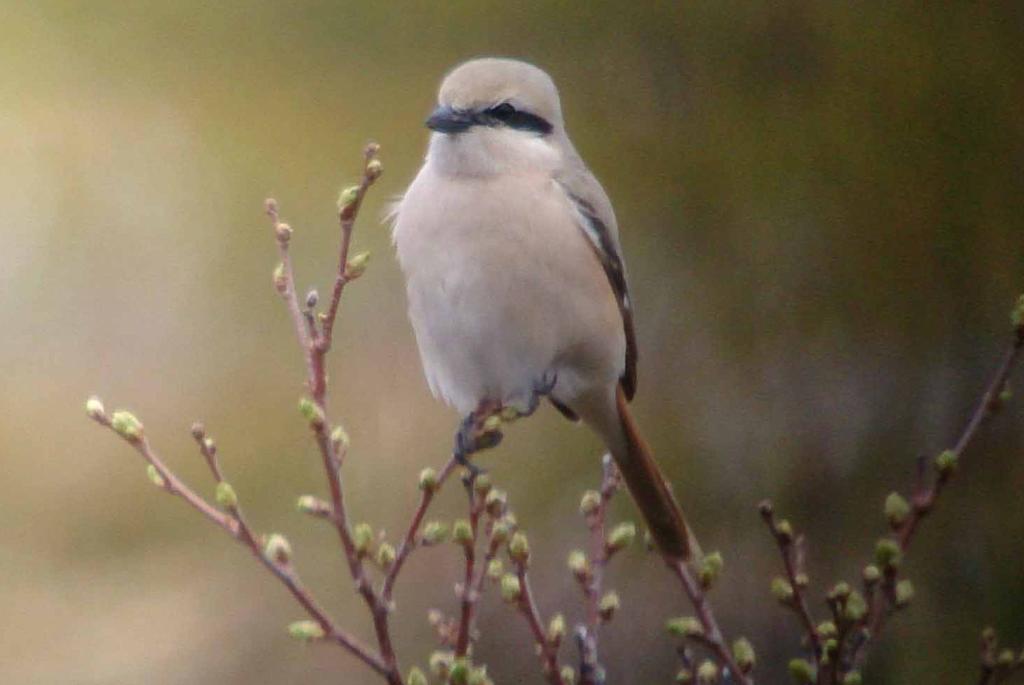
left=426, top=106, right=476, bottom=134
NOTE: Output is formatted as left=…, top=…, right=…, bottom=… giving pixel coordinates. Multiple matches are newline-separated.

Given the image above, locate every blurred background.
left=3, top=2, right=1023, bottom=683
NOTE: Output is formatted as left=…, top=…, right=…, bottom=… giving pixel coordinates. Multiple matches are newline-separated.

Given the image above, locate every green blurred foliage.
left=2, top=2, right=1023, bottom=683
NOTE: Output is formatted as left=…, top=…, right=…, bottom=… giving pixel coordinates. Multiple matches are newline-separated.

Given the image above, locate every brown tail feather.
left=613, top=386, right=691, bottom=560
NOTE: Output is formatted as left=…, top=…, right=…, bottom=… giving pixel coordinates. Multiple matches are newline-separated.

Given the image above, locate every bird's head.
left=425, top=58, right=567, bottom=177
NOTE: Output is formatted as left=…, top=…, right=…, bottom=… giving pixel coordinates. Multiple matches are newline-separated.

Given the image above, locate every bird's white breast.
left=392, top=158, right=624, bottom=415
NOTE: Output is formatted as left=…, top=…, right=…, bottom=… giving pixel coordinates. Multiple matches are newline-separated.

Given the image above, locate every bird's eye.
left=488, top=103, right=517, bottom=120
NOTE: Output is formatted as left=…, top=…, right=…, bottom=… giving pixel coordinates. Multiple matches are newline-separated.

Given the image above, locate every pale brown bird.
left=392, top=58, right=690, bottom=559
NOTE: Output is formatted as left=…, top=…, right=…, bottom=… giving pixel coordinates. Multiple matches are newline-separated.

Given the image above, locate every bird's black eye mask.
left=426, top=102, right=553, bottom=136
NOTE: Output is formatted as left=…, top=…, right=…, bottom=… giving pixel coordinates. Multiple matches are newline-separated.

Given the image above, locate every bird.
left=391, top=57, right=691, bottom=560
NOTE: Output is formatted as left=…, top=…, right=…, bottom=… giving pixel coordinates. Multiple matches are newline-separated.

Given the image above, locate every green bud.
left=842, top=672, right=863, bottom=685
left=998, top=649, right=1016, bottom=666
left=884, top=492, right=911, bottom=527
left=421, top=521, right=449, bottom=546
left=417, top=467, right=438, bottom=493
left=486, top=558, right=504, bottom=580
left=874, top=539, right=902, bottom=569
left=696, top=660, right=718, bottom=684
left=214, top=481, right=238, bottom=508
left=345, top=251, right=371, bottom=279
left=547, top=613, right=566, bottom=645
left=273, top=262, right=287, bottom=292
left=337, top=185, right=360, bottom=212
left=1011, top=294, right=1024, bottom=328
left=508, top=532, right=530, bottom=564
left=828, top=581, right=851, bottom=601
left=264, top=533, right=292, bottom=564
left=818, top=621, right=837, bottom=638
left=598, top=591, right=620, bottom=621
left=352, top=522, right=374, bottom=556
left=473, top=473, right=492, bottom=495
left=146, top=464, right=165, bottom=488
left=111, top=410, right=143, bottom=441
left=448, top=658, right=469, bottom=685
left=666, top=616, right=704, bottom=638
left=579, top=490, right=602, bottom=515
left=699, top=551, right=724, bottom=589
left=490, top=519, right=510, bottom=545
left=794, top=572, right=809, bottom=588
left=85, top=396, right=105, bottom=421
left=296, top=494, right=330, bottom=517
left=330, top=425, right=349, bottom=452
left=733, top=637, right=756, bottom=672
left=862, top=564, right=881, bottom=584
left=788, top=658, right=815, bottom=683
left=428, top=651, right=453, bottom=678
left=771, top=577, right=794, bottom=604
left=366, top=158, right=383, bottom=181
left=484, top=489, right=508, bottom=517
left=500, top=574, right=522, bottom=603
left=824, top=638, right=838, bottom=655
left=999, top=383, right=1012, bottom=404
left=376, top=542, right=396, bottom=569
left=567, top=549, right=590, bottom=579
left=607, top=522, right=637, bottom=553
left=287, top=620, right=324, bottom=641
left=894, top=579, right=914, bottom=608
left=935, top=449, right=958, bottom=476
left=452, top=519, right=473, bottom=547
left=407, top=667, right=428, bottom=685
left=561, top=666, right=577, bottom=685
left=675, top=670, right=693, bottom=684
left=843, top=591, right=868, bottom=622
left=775, top=519, right=794, bottom=542
left=297, top=397, right=324, bottom=427
left=275, top=222, right=292, bottom=243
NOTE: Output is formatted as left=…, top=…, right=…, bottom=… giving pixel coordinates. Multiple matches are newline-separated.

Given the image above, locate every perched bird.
left=391, top=58, right=691, bottom=559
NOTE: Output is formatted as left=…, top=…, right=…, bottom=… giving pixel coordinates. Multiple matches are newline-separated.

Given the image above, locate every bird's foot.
left=454, top=402, right=502, bottom=479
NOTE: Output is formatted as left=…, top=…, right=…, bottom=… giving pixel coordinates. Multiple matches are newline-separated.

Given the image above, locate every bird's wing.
left=555, top=168, right=638, bottom=400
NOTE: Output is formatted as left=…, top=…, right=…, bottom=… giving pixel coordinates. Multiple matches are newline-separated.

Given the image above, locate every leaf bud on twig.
left=376, top=542, right=396, bottom=569
left=696, top=660, right=718, bottom=684
left=298, top=397, right=325, bottom=428
left=500, top=574, right=522, bottom=603
left=111, top=410, right=143, bottom=441
left=406, top=667, right=428, bottom=685
left=418, top=467, right=439, bottom=493
left=421, top=521, right=449, bottom=546
left=894, top=579, right=914, bottom=608
left=273, top=263, right=287, bottom=293
left=771, top=577, right=794, bottom=604
left=567, top=549, right=590, bottom=581
left=579, top=490, right=601, bottom=516
left=935, top=449, right=958, bottom=476
left=486, top=558, right=504, bottom=580
left=287, top=620, right=324, bottom=641
left=547, top=613, right=566, bottom=645
left=774, top=519, right=794, bottom=543
left=874, top=538, right=902, bottom=570
left=337, top=185, right=360, bottom=214
left=366, top=158, right=383, bottom=181
left=508, top=532, right=530, bottom=565
left=598, top=591, right=620, bottom=621
left=788, top=658, right=815, bottom=683
left=606, top=522, right=637, bottom=554
left=733, top=637, right=756, bottom=673
left=666, top=616, right=704, bottom=639
left=296, top=494, right=331, bottom=517
left=85, top=396, right=106, bottom=421
left=452, top=519, right=473, bottom=548
left=698, top=551, right=724, bottom=589
left=345, top=251, right=370, bottom=279
left=561, top=666, right=577, bottom=685
left=842, top=672, right=862, bottom=685
left=843, top=591, right=868, bottom=622
left=146, top=464, right=165, bottom=488
left=352, top=522, right=374, bottom=556
left=884, top=492, right=910, bottom=528
left=215, top=481, right=238, bottom=508
left=862, top=564, right=881, bottom=585
left=484, top=489, right=508, bottom=517
left=264, top=533, right=292, bottom=565
left=275, top=222, right=293, bottom=243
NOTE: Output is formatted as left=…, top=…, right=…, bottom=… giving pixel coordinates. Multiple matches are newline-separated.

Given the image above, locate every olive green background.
left=3, top=2, right=1023, bottom=683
